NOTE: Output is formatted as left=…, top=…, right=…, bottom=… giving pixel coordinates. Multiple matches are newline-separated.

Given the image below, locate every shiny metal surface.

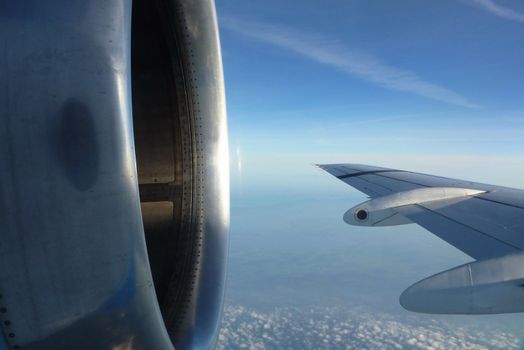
left=165, top=1, right=230, bottom=348
left=131, top=0, right=229, bottom=348
left=344, top=187, right=485, bottom=226
left=0, top=0, right=229, bottom=348
left=401, top=251, right=524, bottom=314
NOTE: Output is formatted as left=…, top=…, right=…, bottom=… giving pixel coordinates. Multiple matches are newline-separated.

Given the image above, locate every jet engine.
left=0, top=0, right=228, bottom=349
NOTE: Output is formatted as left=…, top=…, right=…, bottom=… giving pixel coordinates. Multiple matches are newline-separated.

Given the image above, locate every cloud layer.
left=222, top=18, right=479, bottom=109
left=218, top=304, right=521, bottom=349
left=468, top=0, right=524, bottom=24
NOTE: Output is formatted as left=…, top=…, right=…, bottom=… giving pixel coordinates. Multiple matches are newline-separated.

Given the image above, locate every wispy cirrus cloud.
left=467, top=0, right=524, bottom=24
left=221, top=18, right=480, bottom=109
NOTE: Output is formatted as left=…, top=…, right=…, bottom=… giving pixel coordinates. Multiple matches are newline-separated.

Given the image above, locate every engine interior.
left=131, top=0, right=199, bottom=342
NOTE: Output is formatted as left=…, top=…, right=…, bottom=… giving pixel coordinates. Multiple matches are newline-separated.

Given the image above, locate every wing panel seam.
left=353, top=176, right=394, bottom=193
left=337, top=169, right=404, bottom=179
left=372, top=172, right=430, bottom=188
left=474, top=197, right=524, bottom=211
left=414, top=204, right=521, bottom=252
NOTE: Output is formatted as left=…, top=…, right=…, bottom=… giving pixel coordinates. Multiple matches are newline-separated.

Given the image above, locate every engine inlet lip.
left=355, top=209, right=368, bottom=221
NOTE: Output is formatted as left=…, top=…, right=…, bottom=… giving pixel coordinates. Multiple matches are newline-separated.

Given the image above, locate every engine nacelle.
left=0, top=1, right=228, bottom=349
left=400, top=251, right=524, bottom=314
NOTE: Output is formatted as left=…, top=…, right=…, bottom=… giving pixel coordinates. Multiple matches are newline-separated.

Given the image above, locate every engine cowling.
left=0, top=0, right=228, bottom=349
left=401, top=251, right=524, bottom=314
left=132, top=0, right=229, bottom=348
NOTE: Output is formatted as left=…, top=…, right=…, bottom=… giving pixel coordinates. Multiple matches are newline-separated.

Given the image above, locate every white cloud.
left=217, top=305, right=521, bottom=349
left=221, top=18, right=479, bottom=109
left=467, top=0, right=524, bottom=24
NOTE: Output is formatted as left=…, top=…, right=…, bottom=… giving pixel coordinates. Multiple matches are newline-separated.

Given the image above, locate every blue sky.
left=216, top=0, right=524, bottom=192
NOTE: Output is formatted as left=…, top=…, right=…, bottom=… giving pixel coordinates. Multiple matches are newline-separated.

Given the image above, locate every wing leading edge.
left=319, top=163, right=524, bottom=314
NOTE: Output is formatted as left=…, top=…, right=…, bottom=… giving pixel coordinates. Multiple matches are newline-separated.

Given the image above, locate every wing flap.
left=396, top=204, right=518, bottom=260
left=421, top=197, right=524, bottom=248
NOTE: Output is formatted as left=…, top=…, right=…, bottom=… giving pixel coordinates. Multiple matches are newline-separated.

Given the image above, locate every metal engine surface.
left=0, top=0, right=229, bottom=349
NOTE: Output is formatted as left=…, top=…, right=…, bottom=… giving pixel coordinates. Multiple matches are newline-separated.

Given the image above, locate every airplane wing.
left=319, top=163, right=524, bottom=314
